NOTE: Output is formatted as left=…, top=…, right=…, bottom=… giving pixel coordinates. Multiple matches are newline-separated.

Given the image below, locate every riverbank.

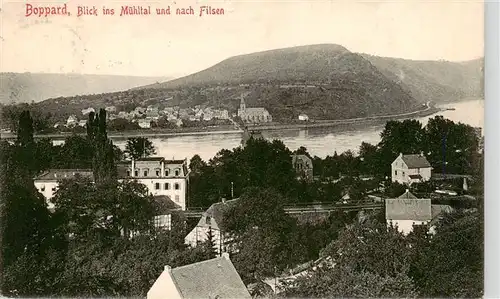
left=0, top=105, right=441, bottom=140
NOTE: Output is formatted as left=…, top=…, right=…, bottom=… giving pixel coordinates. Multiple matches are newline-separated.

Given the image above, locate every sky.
left=0, top=0, right=484, bottom=77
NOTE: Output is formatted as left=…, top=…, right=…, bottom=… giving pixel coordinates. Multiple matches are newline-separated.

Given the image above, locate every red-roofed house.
left=147, top=253, right=251, bottom=299
left=391, top=153, right=432, bottom=185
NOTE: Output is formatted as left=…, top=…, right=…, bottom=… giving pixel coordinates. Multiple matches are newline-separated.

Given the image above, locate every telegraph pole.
left=231, top=182, right=234, bottom=199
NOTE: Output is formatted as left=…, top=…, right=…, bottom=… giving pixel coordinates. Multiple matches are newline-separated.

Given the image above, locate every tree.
left=125, top=137, right=156, bottom=160
left=87, top=109, right=117, bottom=185
left=286, top=217, right=417, bottom=298
left=378, top=119, right=425, bottom=175
left=223, top=187, right=306, bottom=281
left=409, top=210, right=483, bottom=297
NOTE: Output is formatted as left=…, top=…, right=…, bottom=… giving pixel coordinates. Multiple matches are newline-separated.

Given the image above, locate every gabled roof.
left=401, top=154, right=431, bottom=168
left=198, top=199, right=239, bottom=230
left=168, top=254, right=251, bottom=299
left=398, top=190, right=418, bottom=199
left=291, top=154, right=312, bottom=166
left=386, top=191, right=431, bottom=221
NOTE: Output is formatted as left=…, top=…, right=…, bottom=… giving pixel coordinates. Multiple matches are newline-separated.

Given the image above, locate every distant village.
left=54, top=94, right=280, bottom=131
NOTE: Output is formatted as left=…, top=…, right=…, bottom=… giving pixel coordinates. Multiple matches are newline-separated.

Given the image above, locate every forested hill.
left=136, top=44, right=420, bottom=120
left=361, top=55, right=484, bottom=103
left=0, top=72, right=171, bottom=105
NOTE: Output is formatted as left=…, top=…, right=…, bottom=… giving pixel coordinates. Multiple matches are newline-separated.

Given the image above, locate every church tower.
left=239, top=94, right=246, bottom=111
left=238, top=94, right=246, bottom=118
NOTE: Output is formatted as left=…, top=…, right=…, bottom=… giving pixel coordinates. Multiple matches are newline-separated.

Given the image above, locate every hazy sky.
left=1, top=0, right=484, bottom=77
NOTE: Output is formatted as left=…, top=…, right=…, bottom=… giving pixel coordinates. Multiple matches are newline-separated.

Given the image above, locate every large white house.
left=118, top=157, right=190, bottom=210
left=147, top=253, right=251, bottom=299
left=185, top=199, right=238, bottom=255
left=391, top=153, right=432, bottom=185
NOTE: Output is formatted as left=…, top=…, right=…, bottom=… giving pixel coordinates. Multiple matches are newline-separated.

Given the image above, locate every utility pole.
left=442, top=133, right=447, bottom=179
left=231, top=182, right=234, bottom=199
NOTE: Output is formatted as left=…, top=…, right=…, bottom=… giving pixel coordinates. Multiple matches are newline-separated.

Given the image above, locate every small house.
left=291, top=154, right=313, bottom=181
left=391, top=153, right=432, bottom=185
left=298, top=114, right=309, bottom=121
left=184, top=199, right=238, bottom=255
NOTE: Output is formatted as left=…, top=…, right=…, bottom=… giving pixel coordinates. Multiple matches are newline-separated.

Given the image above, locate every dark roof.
left=401, top=154, right=431, bottom=168
left=199, top=199, right=239, bottom=230
left=169, top=254, right=251, bottom=299
left=408, top=174, right=423, bottom=179
left=386, top=197, right=432, bottom=221
left=153, top=195, right=182, bottom=213
left=291, top=154, right=312, bottom=166
left=136, top=157, right=164, bottom=162
left=34, top=169, right=93, bottom=181
left=164, top=159, right=186, bottom=164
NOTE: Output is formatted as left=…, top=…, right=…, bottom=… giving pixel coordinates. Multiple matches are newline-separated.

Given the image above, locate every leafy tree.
left=224, top=187, right=307, bottom=281
left=425, top=116, right=479, bottom=174
left=378, top=119, right=425, bottom=175
left=409, top=210, right=483, bottom=297
left=286, top=218, right=417, bottom=298
left=125, top=137, right=157, bottom=160
left=87, top=109, right=117, bottom=185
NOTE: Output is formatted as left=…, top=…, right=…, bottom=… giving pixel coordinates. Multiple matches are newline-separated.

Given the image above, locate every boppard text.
left=25, top=3, right=69, bottom=17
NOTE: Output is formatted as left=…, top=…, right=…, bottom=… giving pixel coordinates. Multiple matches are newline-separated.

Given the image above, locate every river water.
left=114, top=99, right=484, bottom=162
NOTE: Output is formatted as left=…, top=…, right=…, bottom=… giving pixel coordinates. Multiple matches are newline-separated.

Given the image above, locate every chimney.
left=164, top=265, right=172, bottom=272
left=222, top=252, right=230, bottom=260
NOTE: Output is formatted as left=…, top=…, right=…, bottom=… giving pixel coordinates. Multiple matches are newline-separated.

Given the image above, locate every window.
left=155, top=183, right=160, bottom=190
left=175, top=195, right=180, bottom=202
left=164, top=183, right=170, bottom=190
left=51, top=187, right=56, bottom=192
left=395, top=170, right=398, bottom=175
left=126, top=170, right=131, bottom=177
left=174, top=169, right=180, bottom=176
left=143, top=169, right=149, bottom=177
left=40, top=185, right=45, bottom=192
left=206, top=216, right=211, bottom=225
left=134, top=170, right=139, bottom=177
left=156, top=170, right=160, bottom=176
left=154, top=214, right=171, bottom=230
left=402, top=171, right=405, bottom=176
left=174, top=183, right=180, bottom=190
left=165, top=169, right=170, bottom=176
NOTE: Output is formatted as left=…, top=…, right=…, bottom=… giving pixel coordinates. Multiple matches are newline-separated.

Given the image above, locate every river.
left=114, top=99, right=484, bottom=162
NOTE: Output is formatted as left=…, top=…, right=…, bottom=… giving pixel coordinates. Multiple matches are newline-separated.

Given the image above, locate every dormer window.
left=156, top=169, right=160, bottom=176
left=174, top=169, right=180, bottom=176
left=126, top=170, right=131, bottom=177
left=134, top=170, right=139, bottom=177
left=143, top=169, right=149, bottom=177
left=165, top=169, right=170, bottom=176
